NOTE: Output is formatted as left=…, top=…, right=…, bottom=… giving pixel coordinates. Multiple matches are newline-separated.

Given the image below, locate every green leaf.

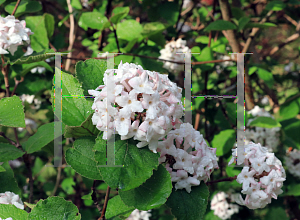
left=81, top=191, right=93, bottom=200
left=265, top=207, right=288, bottom=220
left=0, top=143, right=24, bottom=162
left=105, top=195, right=135, bottom=219
left=0, top=204, right=28, bottom=220
left=75, top=59, right=106, bottom=95
left=5, top=1, right=42, bottom=17
left=278, top=99, right=300, bottom=121
left=204, top=20, right=237, bottom=32
left=0, top=161, right=21, bottom=195
left=0, top=165, right=5, bottom=172
left=44, top=13, right=55, bottom=38
left=212, top=129, right=236, bottom=156
left=80, top=12, right=108, bottom=30
left=195, top=36, right=209, bottom=44
left=141, top=22, right=166, bottom=37
left=265, top=1, right=286, bottom=11
left=119, top=164, right=172, bottom=210
left=286, top=183, right=300, bottom=196
left=111, top=7, right=130, bottom=24
left=238, top=17, right=250, bottom=31
left=24, top=202, right=36, bottom=210
left=281, top=119, right=300, bottom=148
left=248, top=66, right=257, bottom=75
left=28, top=197, right=81, bottom=220
left=166, top=184, right=209, bottom=220
left=65, top=137, right=102, bottom=180
left=22, top=122, right=64, bottom=154
left=117, top=20, right=143, bottom=41
left=25, top=15, right=49, bottom=52
left=61, top=177, right=76, bottom=194
left=249, top=116, right=281, bottom=128
left=0, top=96, right=25, bottom=128
left=58, top=14, right=70, bottom=27
left=71, top=0, right=82, bottom=10
left=94, top=135, right=160, bottom=191
left=195, top=47, right=214, bottom=71
left=244, top=22, right=277, bottom=29
left=256, top=68, right=274, bottom=88
left=53, top=71, right=93, bottom=127
left=9, top=49, right=55, bottom=65
left=0, top=0, right=6, bottom=6
left=64, top=113, right=100, bottom=138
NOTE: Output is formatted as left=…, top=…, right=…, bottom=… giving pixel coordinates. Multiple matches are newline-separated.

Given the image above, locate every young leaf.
left=94, top=135, right=160, bottom=191
left=165, top=183, right=210, bottom=220
left=278, top=99, right=300, bottom=121
left=24, top=202, right=36, bottom=210
left=0, top=204, right=28, bottom=220
left=9, top=49, right=55, bottom=65
left=0, top=165, right=5, bottom=172
left=244, top=22, right=276, bottom=29
left=28, top=197, right=81, bottom=220
left=80, top=12, right=108, bottom=30
left=204, top=20, right=237, bottom=32
left=0, top=143, right=24, bottom=162
left=105, top=195, right=135, bottom=219
left=22, top=122, right=65, bottom=154
left=265, top=1, right=286, bottom=11
left=117, top=20, right=143, bottom=41
left=111, top=7, right=130, bottom=24
left=65, top=137, right=102, bottom=180
left=75, top=59, right=106, bottom=95
left=0, top=96, right=25, bottom=128
left=211, top=129, right=236, bottom=156
left=44, top=13, right=55, bottom=38
left=238, top=17, right=250, bottom=31
left=71, top=0, right=82, bottom=10
left=119, top=164, right=172, bottom=210
left=25, top=15, right=49, bottom=52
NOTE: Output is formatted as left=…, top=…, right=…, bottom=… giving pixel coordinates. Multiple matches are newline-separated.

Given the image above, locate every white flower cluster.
left=126, top=209, right=151, bottom=220
left=210, top=192, right=239, bottom=220
left=285, top=149, right=300, bottom=178
left=0, top=191, right=24, bottom=210
left=157, top=123, right=219, bottom=193
left=158, top=38, right=190, bottom=73
left=20, top=94, right=42, bottom=109
left=88, top=61, right=184, bottom=153
left=238, top=106, right=280, bottom=152
left=229, top=142, right=286, bottom=209
left=0, top=15, right=33, bottom=55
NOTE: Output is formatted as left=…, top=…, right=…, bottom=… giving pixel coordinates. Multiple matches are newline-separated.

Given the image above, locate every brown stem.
left=206, top=175, right=237, bottom=185
left=65, top=0, right=75, bottom=71
left=110, top=21, right=120, bottom=53
left=11, top=0, right=21, bottom=16
left=175, top=0, right=184, bottom=38
left=92, top=180, right=102, bottom=214
left=23, top=153, right=34, bottom=203
left=1, top=54, right=9, bottom=97
left=218, top=0, right=241, bottom=52
left=11, top=76, right=24, bottom=96
left=51, top=167, right=62, bottom=196
left=204, top=71, right=208, bottom=140
left=0, top=132, right=17, bottom=146
left=99, top=186, right=111, bottom=220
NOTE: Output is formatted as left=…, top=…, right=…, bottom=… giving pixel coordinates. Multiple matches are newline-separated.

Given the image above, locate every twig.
left=99, top=186, right=111, bottom=220
left=242, top=10, right=273, bottom=53
left=176, top=1, right=196, bottom=39
left=283, top=14, right=298, bottom=27
left=51, top=167, right=62, bottom=196
left=206, top=175, right=237, bottom=185
left=49, top=42, right=57, bottom=52
left=204, top=71, right=208, bottom=141
left=99, top=0, right=113, bottom=50
left=194, top=113, right=200, bottom=130
left=11, top=76, right=24, bottom=96
left=92, top=180, right=102, bottom=214
left=268, top=33, right=300, bottom=56
left=1, top=54, right=9, bottom=97
left=11, top=0, right=21, bottom=16
left=0, top=132, right=17, bottom=146
left=23, top=153, right=34, bottom=203
left=175, top=0, right=184, bottom=35
left=110, top=21, right=120, bottom=53
left=65, top=0, right=75, bottom=71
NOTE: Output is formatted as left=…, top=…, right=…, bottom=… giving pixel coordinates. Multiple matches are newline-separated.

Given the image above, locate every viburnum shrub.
left=0, top=1, right=298, bottom=219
